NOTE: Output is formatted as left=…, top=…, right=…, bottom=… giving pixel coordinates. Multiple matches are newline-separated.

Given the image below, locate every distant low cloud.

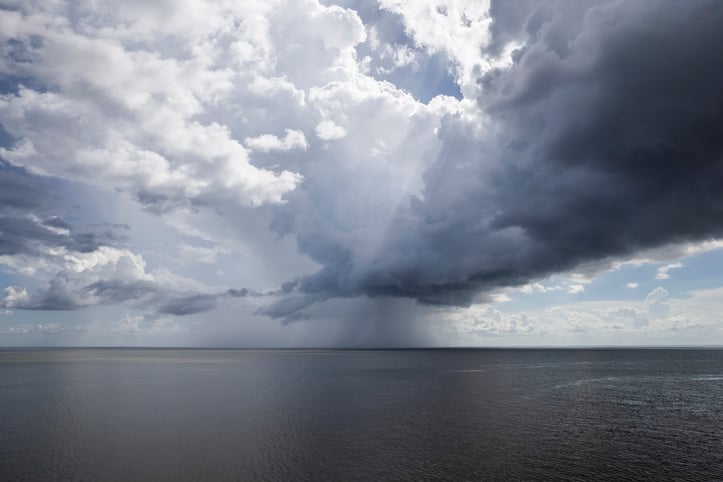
left=0, top=322, right=86, bottom=336
left=446, top=305, right=543, bottom=337
left=443, top=284, right=722, bottom=343
left=113, top=313, right=180, bottom=336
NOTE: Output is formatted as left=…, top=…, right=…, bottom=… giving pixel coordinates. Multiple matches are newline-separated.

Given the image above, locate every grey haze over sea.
left=1, top=348, right=722, bottom=481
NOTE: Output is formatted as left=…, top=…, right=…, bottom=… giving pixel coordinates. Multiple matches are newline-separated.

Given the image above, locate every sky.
left=1, top=0, right=723, bottom=347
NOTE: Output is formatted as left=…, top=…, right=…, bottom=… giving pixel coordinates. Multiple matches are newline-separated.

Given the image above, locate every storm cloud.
left=274, top=0, right=723, bottom=314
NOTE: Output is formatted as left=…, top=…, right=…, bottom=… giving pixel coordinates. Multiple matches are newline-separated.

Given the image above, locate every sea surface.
left=1, top=348, right=722, bottom=481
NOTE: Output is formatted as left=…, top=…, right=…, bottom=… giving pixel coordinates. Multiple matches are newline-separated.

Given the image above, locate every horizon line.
left=2, top=345, right=723, bottom=350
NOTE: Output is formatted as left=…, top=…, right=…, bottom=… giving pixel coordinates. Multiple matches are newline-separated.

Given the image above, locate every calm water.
left=1, top=348, right=722, bottom=481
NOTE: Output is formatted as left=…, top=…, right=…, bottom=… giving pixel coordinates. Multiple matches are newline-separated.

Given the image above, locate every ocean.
left=1, top=348, right=722, bottom=481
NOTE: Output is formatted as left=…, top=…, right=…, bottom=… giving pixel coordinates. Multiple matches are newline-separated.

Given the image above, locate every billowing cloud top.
left=1, top=0, right=722, bottom=343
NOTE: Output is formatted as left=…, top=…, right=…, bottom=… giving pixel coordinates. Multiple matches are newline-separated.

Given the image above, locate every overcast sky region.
left=1, top=0, right=722, bottom=347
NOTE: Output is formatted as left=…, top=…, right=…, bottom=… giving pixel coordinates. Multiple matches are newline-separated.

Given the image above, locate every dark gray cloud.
left=157, top=294, right=218, bottom=316
left=84, top=279, right=160, bottom=306
left=0, top=165, right=116, bottom=256
left=0, top=168, right=47, bottom=209
left=225, top=288, right=250, bottom=298
left=274, top=0, right=723, bottom=314
left=258, top=293, right=324, bottom=323
left=479, top=0, right=723, bottom=272
left=10, top=275, right=232, bottom=316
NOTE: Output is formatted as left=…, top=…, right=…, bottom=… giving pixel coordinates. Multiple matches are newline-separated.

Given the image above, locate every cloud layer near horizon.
left=1, top=0, right=723, bottom=340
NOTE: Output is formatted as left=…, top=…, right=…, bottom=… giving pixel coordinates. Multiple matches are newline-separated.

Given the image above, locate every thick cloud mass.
left=0, top=0, right=302, bottom=212
left=485, top=1, right=723, bottom=256
left=275, top=0, right=723, bottom=315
